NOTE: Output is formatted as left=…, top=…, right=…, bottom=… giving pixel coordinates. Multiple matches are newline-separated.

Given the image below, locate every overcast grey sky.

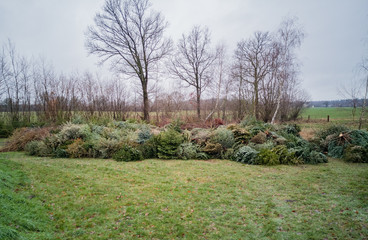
left=0, top=0, right=367, bottom=101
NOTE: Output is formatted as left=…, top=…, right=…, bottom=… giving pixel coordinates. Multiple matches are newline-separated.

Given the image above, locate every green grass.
left=297, top=107, right=368, bottom=131
left=1, top=152, right=367, bottom=239
left=0, top=158, right=54, bottom=239
left=301, top=107, right=361, bottom=120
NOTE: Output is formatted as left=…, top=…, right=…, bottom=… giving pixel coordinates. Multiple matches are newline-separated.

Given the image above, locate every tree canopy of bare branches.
left=231, top=17, right=306, bottom=123
left=234, top=31, right=274, bottom=120
left=86, top=0, right=172, bottom=121
left=170, top=26, right=217, bottom=119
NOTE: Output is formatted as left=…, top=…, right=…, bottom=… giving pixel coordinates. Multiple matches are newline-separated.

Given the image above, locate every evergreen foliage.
left=256, top=149, right=280, bottom=165
left=177, top=143, right=208, bottom=160
left=343, top=145, right=368, bottom=163
left=113, top=145, right=143, bottom=162
left=156, top=129, right=184, bottom=159
left=210, top=128, right=235, bottom=149
left=232, top=146, right=259, bottom=164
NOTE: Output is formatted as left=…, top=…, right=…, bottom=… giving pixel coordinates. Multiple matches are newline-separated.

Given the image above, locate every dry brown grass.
left=0, top=127, right=54, bottom=152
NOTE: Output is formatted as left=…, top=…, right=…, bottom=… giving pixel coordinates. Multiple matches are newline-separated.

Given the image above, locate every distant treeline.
left=307, top=99, right=364, bottom=108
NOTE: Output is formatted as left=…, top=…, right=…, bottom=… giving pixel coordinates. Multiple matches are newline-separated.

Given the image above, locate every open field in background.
left=1, top=152, right=367, bottom=239
left=300, top=107, right=360, bottom=120
left=296, top=107, right=367, bottom=138
left=0, top=107, right=362, bottom=124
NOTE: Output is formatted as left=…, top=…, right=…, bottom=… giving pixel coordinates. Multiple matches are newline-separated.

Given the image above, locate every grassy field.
left=297, top=107, right=368, bottom=135
left=1, top=152, right=367, bottom=239
left=300, top=107, right=360, bottom=120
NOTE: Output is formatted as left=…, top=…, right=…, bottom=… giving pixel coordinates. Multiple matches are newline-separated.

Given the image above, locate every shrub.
left=223, top=148, right=235, bottom=160
left=271, top=145, right=301, bottom=165
left=59, top=124, right=91, bottom=141
left=43, top=135, right=63, bottom=153
left=156, top=129, right=184, bottom=159
left=90, top=124, right=107, bottom=135
left=281, top=132, right=310, bottom=149
left=82, top=141, right=98, bottom=158
left=308, top=151, right=328, bottom=164
left=250, top=141, right=275, bottom=151
left=210, top=128, right=235, bottom=149
left=326, top=133, right=351, bottom=158
left=25, top=141, right=50, bottom=157
left=177, top=143, right=197, bottom=160
left=66, top=138, right=87, bottom=158
left=290, top=147, right=327, bottom=164
left=191, top=128, right=211, bottom=146
left=167, top=118, right=183, bottom=133
left=113, top=121, right=140, bottom=131
left=71, top=114, right=87, bottom=124
left=274, top=135, right=287, bottom=145
left=232, top=146, right=259, bottom=164
left=315, top=125, right=349, bottom=140
left=136, top=138, right=158, bottom=159
left=94, top=138, right=121, bottom=159
left=250, top=132, right=267, bottom=144
left=280, top=124, right=301, bottom=136
left=239, top=116, right=262, bottom=128
left=343, top=145, right=368, bottom=163
left=230, top=127, right=251, bottom=150
left=0, top=120, right=13, bottom=138
left=327, top=141, right=345, bottom=158
left=256, top=149, right=280, bottom=165
left=177, top=143, right=207, bottom=160
left=137, top=127, right=153, bottom=144
left=54, top=147, right=69, bottom=158
left=113, top=145, right=143, bottom=162
left=202, top=143, right=223, bottom=158
left=349, top=130, right=368, bottom=146
left=103, top=128, right=123, bottom=140
left=182, top=130, right=192, bottom=143
left=1, top=127, right=52, bottom=152
left=318, top=129, right=368, bottom=159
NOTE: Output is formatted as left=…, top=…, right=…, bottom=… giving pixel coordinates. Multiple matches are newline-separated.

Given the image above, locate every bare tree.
left=271, top=17, right=305, bottom=124
left=86, top=0, right=172, bottom=121
left=359, top=56, right=368, bottom=129
left=170, top=26, right=217, bottom=119
left=205, top=44, right=227, bottom=121
left=0, top=46, right=11, bottom=104
left=338, top=79, right=362, bottom=121
left=231, top=52, right=247, bottom=120
left=234, top=32, right=273, bottom=120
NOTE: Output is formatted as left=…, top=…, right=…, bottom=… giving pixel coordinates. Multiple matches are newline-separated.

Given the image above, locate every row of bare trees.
left=1, top=0, right=309, bottom=125
left=232, top=17, right=307, bottom=123
left=0, top=41, right=131, bottom=124
left=86, top=0, right=308, bottom=122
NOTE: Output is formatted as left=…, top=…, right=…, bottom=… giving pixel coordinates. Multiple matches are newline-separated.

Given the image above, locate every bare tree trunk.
left=254, top=81, right=259, bottom=119
left=359, top=76, right=368, bottom=129
left=196, top=88, right=201, bottom=119
left=143, top=85, right=150, bottom=121
left=271, top=80, right=283, bottom=124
